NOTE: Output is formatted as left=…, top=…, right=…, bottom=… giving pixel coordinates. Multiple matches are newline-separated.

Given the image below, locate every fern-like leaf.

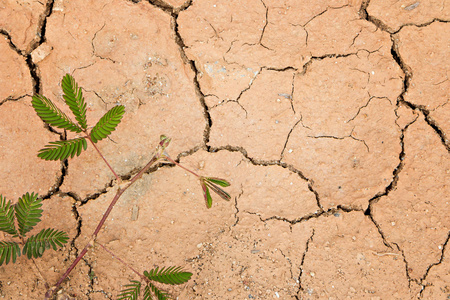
left=31, top=94, right=82, bottom=133
left=61, top=74, right=88, bottom=130
left=38, top=138, right=87, bottom=161
left=90, top=105, right=125, bottom=143
left=146, top=283, right=170, bottom=300
left=15, top=192, right=42, bottom=236
left=0, top=241, right=20, bottom=266
left=117, top=280, right=141, bottom=300
left=144, top=266, right=193, bottom=285
left=143, top=285, right=153, bottom=300
left=22, top=228, right=69, bottom=259
left=0, top=195, right=18, bottom=236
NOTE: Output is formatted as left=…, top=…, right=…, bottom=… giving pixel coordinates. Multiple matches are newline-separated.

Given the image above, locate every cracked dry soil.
left=0, top=0, right=449, bottom=299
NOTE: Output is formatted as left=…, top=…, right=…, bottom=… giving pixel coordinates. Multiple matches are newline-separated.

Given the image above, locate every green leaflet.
left=0, top=195, right=18, bottom=236
left=31, top=94, right=82, bottom=133
left=90, top=105, right=125, bottom=143
left=205, top=180, right=231, bottom=201
left=61, top=74, right=88, bottom=130
left=205, top=177, right=231, bottom=187
left=38, top=138, right=87, bottom=161
left=118, top=267, right=192, bottom=300
left=0, top=241, right=21, bottom=266
left=201, top=182, right=213, bottom=208
left=200, top=177, right=231, bottom=208
left=147, top=282, right=170, bottom=300
left=117, top=280, right=141, bottom=300
left=22, top=228, right=69, bottom=259
left=144, top=266, right=193, bottom=285
left=15, top=192, right=42, bottom=237
left=0, top=191, right=68, bottom=266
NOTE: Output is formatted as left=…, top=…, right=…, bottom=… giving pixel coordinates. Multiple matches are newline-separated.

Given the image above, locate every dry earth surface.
left=0, top=0, right=449, bottom=299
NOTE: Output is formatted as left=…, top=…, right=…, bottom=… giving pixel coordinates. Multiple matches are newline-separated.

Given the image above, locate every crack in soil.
left=231, top=185, right=244, bottom=227
left=419, top=231, right=450, bottom=297
left=392, top=242, right=415, bottom=288
left=296, top=229, right=315, bottom=298
left=257, top=0, right=271, bottom=51
left=365, top=109, right=418, bottom=219
left=362, top=3, right=450, bottom=152
left=172, top=14, right=213, bottom=148
left=2, top=0, right=446, bottom=297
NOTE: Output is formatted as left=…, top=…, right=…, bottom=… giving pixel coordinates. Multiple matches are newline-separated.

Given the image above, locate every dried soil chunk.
left=0, top=100, right=60, bottom=199
left=367, top=0, right=450, bottom=32
left=38, top=0, right=203, bottom=198
left=0, top=0, right=47, bottom=52
left=298, top=212, right=412, bottom=299
left=186, top=214, right=312, bottom=299
left=283, top=54, right=403, bottom=210
left=397, top=22, right=450, bottom=146
left=209, top=69, right=298, bottom=160
left=372, top=116, right=450, bottom=281
left=236, top=165, right=319, bottom=220
left=304, top=6, right=391, bottom=57
left=178, top=0, right=392, bottom=104
left=162, top=0, right=190, bottom=8
left=421, top=243, right=450, bottom=299
left=178, top=0, right=267, bottom=101
left=0, top=36, right=32, bottom=100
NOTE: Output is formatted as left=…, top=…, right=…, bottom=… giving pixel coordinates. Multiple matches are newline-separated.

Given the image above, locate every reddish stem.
left=45, top=151, right=162, bottom=298
left=97, top=242, right=146, bottom=281
left=163, top=154, right=200, bottom=178
left=86, top=135, right=121, bottom=183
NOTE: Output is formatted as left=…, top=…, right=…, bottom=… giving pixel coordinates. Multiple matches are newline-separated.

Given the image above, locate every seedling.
left=0, top=74, right=230, bottom=299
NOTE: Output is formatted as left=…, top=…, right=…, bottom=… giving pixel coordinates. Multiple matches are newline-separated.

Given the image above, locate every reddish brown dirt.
left=0, top=0, right=449, bottom=299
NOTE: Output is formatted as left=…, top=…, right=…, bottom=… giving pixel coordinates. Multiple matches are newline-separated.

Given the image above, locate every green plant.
left=3, top=74, right=231, bottom=299
left=0, top=193, right=68, bottom=265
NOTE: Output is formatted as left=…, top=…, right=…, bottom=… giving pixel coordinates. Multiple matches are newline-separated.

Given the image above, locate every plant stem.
left=97, top=242, right=146, bottom=281
left=86, top=135, right=121, bottom=183
left=46, top=150, right=163, bottom=299
left=163, top=154, right=200, bottom=178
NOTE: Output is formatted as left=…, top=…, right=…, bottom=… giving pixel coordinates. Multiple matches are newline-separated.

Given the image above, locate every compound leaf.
left=61, top=74, right=87, bottom=130
left=146, top=283, right=170, bottom=300
left=15, top=192, right=42, bottom=236
left=0, top=195, right=18, bottom=236
left=22, top=228, right=69, bottom=259
left=31, top=94, right=82, bottom=133
left=117, top=280, right=141, bottom=300
left=143, top=285, right=153, bottom=300
left=90, top=105, right=125, bottom=143
left=38, top=138, right=87, bottom=161
left=0, top=241, right=20, bottom=266
left=144, top=266, right=192, bottom=285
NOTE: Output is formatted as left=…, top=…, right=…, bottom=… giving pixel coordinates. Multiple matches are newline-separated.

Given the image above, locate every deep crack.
left=171, top=13, right=213, bottom=149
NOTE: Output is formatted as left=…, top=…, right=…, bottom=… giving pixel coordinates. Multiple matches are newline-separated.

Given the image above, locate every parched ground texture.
left=0, top=0, right=449, bottom=299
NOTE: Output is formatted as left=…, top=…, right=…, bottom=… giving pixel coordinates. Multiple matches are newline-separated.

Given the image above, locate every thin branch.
left=46, top=147, right=164, bottom=299
left=97, top=242, right=146, bottom=281
left=86, top=135, right=121, bottom=183
left=163, top=153, right=200, bottom=178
